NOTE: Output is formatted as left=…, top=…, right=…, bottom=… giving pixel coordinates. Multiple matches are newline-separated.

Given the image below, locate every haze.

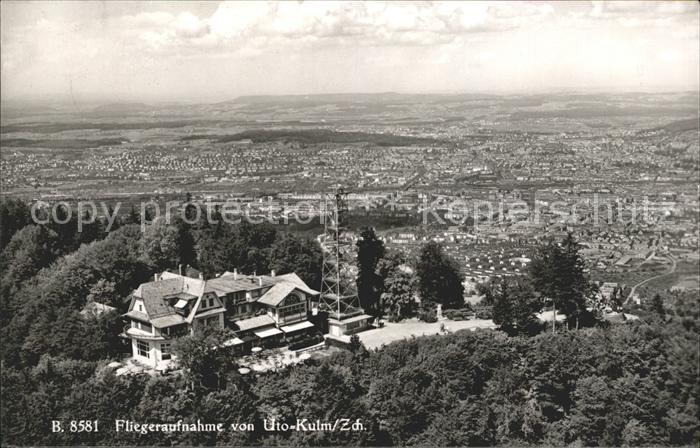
left=1, top=1, right=698, bottom=104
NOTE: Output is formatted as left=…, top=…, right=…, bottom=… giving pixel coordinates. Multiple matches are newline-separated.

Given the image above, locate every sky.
left=1, top=1, right=698, bottom=103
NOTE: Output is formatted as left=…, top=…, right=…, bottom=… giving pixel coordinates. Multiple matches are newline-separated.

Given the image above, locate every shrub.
left=473, top=305, right=493, bottom=319
left=418, top=310, right=437, bottom=323
left=443, top=308, right=473, bottom=321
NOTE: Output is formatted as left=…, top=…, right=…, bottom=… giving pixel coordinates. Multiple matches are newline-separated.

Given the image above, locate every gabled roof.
left=133, top=276, right=206, bottom=320
left=127, top=270, right=318, bottom=328
left=262, top=272, right=320, bottom=296
left=133, top=278, right=184, bottom=319
left=257, top=283, right=298, bottom=307
left=80, top=301, right=117, bottom=317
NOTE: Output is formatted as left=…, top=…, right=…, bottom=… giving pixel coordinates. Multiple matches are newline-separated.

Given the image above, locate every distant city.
left=3, top=92, right=698, bottom=300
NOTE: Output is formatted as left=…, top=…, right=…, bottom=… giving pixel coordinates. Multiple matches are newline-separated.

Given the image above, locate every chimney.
left=233, top=268, right=238, bottom=280
left=258, top=277, right=263, bottom=286
left=198, top=272, right=204, bottom=280
left=179, top=264, right=184, bottom=276
left=154, top=273, right=159, bottom=282
left=270, top=269, right=276, bottom=277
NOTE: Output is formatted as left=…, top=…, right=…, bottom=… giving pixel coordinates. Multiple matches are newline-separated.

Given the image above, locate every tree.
left=172, top=327, right=238, bottom=390
left=621, top=419, right=651, bottom=447
left=356, top=227, right=385, bottom=315
left=492, top=278, right=542, bottom=336
left=348, top=334, right=363, bottom=353
left=1, top=225, right=152, bottom=367
left=380, top=269, right=417, bottom=320
left=0, top=225, right=60, bottom=300
left=0, top=198, right=31, bottom=251
left=569, top=376, right=617, bottom=446
left=609, top=286, right=623, bottom=312
left=125, top=205, right=140, bottom=224
left=140, top=217, right=182, bottom=270
left=269, top=234, right=323, bottom=290
left=529, top=233, right=595, bottom=329
left=196, top=221, right=277, bottom=277
left=476, top=279, right=497, bottom=305
left=416, top=241, right=464, bottom=309
left=85, top=279, right=120, bottom=308
left=172, top=216, right=197, bottom=269
left=650, top=293, right=666, bottom=319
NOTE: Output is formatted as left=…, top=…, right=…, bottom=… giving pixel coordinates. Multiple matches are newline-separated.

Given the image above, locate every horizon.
left=3, top=88, right=700, bottom=109
left=2, top=1, right=699, bottom=104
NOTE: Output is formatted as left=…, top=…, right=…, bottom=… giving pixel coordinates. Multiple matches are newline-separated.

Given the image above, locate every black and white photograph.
left=0, top=1, right=698, bottom=446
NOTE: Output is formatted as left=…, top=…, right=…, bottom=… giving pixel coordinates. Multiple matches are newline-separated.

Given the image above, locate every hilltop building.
left=121, top=269, right=319, bottom=367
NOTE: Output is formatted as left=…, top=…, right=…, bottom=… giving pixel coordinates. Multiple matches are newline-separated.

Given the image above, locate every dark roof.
left=258, top=283, right=297, bottom=307
left=135, top=278, right=185, bottom=319
left=128, top=270, right=318, bottom=326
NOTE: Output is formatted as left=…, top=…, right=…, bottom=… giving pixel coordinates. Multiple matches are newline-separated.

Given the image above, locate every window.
left=209, top=298, right=215, bottom=308
left=161, top=343, right=171, bottom=360
left=137, top=341, right=150, bottom=358
left=200, top=316, right=219, bottom=328
left=280, top=303, right=306, bottom=317
left=165, top=325, right=186, bottom=337
left=346, top=321, right=361, bottom=330
left=132, top=320, right=152, bottom=333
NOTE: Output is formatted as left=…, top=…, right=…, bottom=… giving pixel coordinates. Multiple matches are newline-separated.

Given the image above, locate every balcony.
left=120, top=325, right=166, bottom=341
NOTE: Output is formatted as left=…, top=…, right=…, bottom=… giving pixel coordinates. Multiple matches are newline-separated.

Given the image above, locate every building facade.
left=121, top=269, right=319, bottom=367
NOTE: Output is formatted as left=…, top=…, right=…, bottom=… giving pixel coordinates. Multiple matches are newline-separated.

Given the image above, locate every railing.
left=121, top=325, right=165, bottom=341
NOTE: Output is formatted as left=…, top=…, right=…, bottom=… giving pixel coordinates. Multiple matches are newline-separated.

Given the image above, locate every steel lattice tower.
left=319, top=186, right=363, bottom=320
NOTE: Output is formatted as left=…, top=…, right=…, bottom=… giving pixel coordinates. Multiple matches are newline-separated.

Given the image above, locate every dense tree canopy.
left=2, top=303, right=697, bottom=446
left=0, top=198, right=697, bottom=447
left=0, top=198, right=32, bottom=251
left=269, top=233, right=323, bottom=291
left=416, top=241, right=465, bottom=309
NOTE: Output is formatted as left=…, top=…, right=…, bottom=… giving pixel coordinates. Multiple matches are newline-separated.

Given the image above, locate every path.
left=626, top=254, right=677, bottom=304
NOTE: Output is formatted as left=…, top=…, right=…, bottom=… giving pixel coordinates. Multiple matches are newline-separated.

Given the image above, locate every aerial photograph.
left=0, top=1, right=698, bottom=447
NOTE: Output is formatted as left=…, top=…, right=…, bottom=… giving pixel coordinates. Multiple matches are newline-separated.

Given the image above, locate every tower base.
left=327, top=313, right=373, bottom=337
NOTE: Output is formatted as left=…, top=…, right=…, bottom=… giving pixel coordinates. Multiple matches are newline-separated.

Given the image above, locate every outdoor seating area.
left=237, top=342, right=326, bottom=373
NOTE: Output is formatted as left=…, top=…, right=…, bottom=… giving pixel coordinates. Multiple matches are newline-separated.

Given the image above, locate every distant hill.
left=511, top=105, right=698, bottom=120
left=660, top=117, right=699, bottom=133
left=91, top=102, right=154, bottom=115
left=223, top=92, right=498, bottom=107
left=231, top=92, right=404, bottom=104
left=185, top=128, right=439, bottom=146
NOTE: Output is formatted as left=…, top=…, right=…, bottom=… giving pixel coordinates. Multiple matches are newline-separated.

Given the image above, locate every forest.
left=0, top=197, right=698, bottom=446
